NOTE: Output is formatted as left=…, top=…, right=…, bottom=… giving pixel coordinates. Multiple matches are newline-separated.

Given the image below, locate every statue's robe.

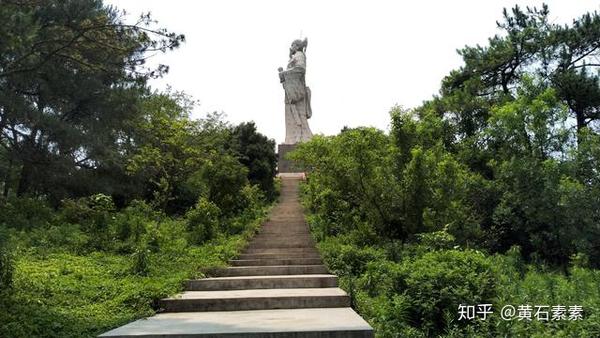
left=281, top=51, right=312, bottom=144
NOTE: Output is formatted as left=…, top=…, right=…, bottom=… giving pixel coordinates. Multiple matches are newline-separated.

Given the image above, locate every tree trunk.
left=576, top=112, right=586, bottom=145
left=16, top=161, right=32, bottom=197
left=2, top=157, right=13, bottom=198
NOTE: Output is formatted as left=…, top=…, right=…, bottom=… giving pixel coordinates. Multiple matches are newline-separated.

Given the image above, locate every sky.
left=105, top=0, right=599, bottom=144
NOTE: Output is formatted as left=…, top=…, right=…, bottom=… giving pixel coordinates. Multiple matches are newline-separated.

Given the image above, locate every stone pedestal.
left=278, top=144, right=303, bottom=173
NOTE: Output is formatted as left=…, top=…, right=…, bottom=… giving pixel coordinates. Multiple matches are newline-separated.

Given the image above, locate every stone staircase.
left=99, top=175, right=374, bottom=337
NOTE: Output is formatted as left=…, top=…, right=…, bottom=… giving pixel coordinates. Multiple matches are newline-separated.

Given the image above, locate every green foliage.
left=318, top=238, right=385, bottom=276
left=131, top=247, right=151, bottom=276
left=0, top=233, right=255, bottom=338
left=293, top=120, right=480, bottom=244
left=398, top=250, right=496, bottom=334
left=293, top=4, right=600, bottom=337
left=0, top=196, right=54, bottom=230
left=0, top=188, right=269, bottom=337
left=112, top=200, right=160, bottom=252
left=0, top=227, right=14, bottom=291
left=0, top=0, right=184, bottom=201
left=126, top=92, right=214, bottom=213
left=60, top=194, right=116, bottom=250
left=292, top=128, right=403, bottom=239
left=230, top=122, right=278, bottom=201
left=202, top=154, right=249, bottom=216
left=441, top=4, right=600, bottom=133
left=185, top=197, right=221, bottom=245
left=416, top=229, right=456, bottom=250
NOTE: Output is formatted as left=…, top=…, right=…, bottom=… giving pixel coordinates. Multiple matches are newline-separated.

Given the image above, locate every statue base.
left=278, top=144, right=303, bottom=173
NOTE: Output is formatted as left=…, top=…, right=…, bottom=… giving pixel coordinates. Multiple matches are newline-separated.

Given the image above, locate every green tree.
left=0, top=0, right=184, bottom=202
left=126, top=91, right=204, bottom=212
left=442, top=4, right=600, bottom=134
left=229, top=122, right=277, bottom=200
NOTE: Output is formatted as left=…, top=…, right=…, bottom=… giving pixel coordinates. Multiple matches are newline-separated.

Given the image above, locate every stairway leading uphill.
left=100, top=175, right=374, bottom=338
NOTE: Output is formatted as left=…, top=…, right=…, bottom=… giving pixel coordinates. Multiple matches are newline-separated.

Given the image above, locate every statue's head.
left=290, top=38, right=308, bottom=53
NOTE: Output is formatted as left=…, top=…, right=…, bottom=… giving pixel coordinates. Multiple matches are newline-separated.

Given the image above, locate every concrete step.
left=186, top=274, right=337, bottom=290
left=251, top=234, right=313, bottom=240
left=230, top=258, right=322, bottom=266
left=258, top=231, right=311, bottom=236
left=249, top=238, right=313, bottom=245
left=258, top=229, right=310, bottom=234
left=267, top=208, right=303, bottom=212
left=99, top=308, right=374, bottom=337
left=264, top=216, right=307, bottom=226
left=243, top=247, right=320, bottom=255
left=270, top=208, right=303, bottom=212
left=261, top=219, right=305, bottom=222
left=262, top=222, right=308, bottom=233
left=237, top=252, right=321, bottom=260
left=246, top=241, right=315, bottom=249
left=160, top=288, right=350, bottom=312
left=211, top=265, right=328, bottom=277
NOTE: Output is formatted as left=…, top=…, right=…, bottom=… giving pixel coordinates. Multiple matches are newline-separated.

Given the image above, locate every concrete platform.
left=230, top=258, right=322, bottom=266
left=186, top=275, right=338, bottom=291
left=211, top=265, right=328, bottom=277
left=160, top=288, right=350, bottom=312
left=243, top=248, right=320, bottom=255
left=237, top=253, right=322, bottom=260
left=246, top=242, right=315, bottom=249
left=100, top=308, right=372, bottom=338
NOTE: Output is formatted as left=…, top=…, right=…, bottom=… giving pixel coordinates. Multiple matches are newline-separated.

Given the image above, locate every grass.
left=0, top=212, right=267, bottom=338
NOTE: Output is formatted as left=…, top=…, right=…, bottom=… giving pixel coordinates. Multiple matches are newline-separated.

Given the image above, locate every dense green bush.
left=131, top=247, right=151, bottom=276
left=111, top=200, right=163, bottom=253
left=225, top=185, right=267, bottom=235
left=230, top=122, right=278, bottom=201
left=397, top=249, right=496, bottom=334
left=295, top=90, right=600, bottom=337
left=0, top=227, right=14, bottom=291
left=60, top=194, right=116, bottom=250
left=317, top=238, right=385, bottom=276
left=185, top=197, right=221, bottom=244
left=0, top=197, right=54, bottom=230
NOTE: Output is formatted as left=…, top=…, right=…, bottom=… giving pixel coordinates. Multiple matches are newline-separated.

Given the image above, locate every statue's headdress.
left=292, top=38, right=308, bottom=52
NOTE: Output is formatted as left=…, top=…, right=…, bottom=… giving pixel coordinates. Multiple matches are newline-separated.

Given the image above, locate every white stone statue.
left=278, top=38, right=313, bottom=144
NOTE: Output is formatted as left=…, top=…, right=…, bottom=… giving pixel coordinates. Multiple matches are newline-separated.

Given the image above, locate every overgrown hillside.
left=0, top=1, right=278, bottom=337
left=291, top=4, right=600, bottom=337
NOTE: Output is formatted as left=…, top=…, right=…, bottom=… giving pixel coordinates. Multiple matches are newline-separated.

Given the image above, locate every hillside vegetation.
left=0, top=1, right=277, bottom=337
left=291, top=4, right=600, bottom=337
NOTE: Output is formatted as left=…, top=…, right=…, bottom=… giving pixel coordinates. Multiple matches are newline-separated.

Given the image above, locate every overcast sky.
left=105, top=0, right=599, bottom=144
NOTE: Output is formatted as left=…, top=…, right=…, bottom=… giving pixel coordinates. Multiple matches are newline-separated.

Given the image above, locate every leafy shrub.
left=372, top=294, right=418, bottom=338
left=131, top=246, right=151, bottom=276
left=111, top=200, right=162, bottom=253
left=0, top=197, right=54, bottom=230
left=203, top=155, right=248, bottom=216
left=60, top=194, right=116, bottom=250
left=416, top=229, right=456, bottom=250
left=357, top=259, right=402, bottom=297
left=230, top=122, right=278, bottom=201
left=114, top=200, right=158, bottom=241
left=41, top=223, right=89, bottom=253
left=186, top=197, right=221, bottom=244
left=0, top=227, right=14, bottom=291
left=318, top=239, right=385, bottom=276
left=397, top=249, right=496, bottom=334
left=224, top=184, right=266, bottom=235
left=154, top=218, right=188, bottom=255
